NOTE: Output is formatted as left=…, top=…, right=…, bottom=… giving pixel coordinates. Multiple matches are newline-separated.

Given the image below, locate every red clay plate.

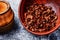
left=18, top=0, right=60, bottom=35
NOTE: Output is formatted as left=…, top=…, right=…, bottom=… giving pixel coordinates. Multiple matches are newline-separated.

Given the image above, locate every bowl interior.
left=19, top=0, right=60, bottom=35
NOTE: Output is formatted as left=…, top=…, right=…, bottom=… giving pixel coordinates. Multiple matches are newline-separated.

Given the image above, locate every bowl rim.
left=18, top=0, right=60, bottom=35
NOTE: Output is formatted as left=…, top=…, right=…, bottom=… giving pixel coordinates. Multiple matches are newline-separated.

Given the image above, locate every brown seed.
left=47, top=9, right=51, bottom=13
left=24, top=3, right=58, bottom=32
left=27, top=18, right=31, bottom=22
left=48, top=6, right=52, bottom=10
left=27, top=15, right=33, bottom=19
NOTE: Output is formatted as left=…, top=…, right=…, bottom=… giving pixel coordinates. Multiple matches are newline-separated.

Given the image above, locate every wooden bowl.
left=0, top=1, right=14, bottom=33
left=18, top=0, right=60, bottom=35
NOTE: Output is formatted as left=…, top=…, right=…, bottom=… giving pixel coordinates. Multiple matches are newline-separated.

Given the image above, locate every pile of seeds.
left=24, top=4, right=58, bottom=32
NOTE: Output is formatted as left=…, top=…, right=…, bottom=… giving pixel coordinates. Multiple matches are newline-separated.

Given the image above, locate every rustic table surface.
left=0, top=0, right=60, bottom=40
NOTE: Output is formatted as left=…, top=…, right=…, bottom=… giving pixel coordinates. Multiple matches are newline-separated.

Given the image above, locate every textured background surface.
left=0, top=0, right=60, bottom=40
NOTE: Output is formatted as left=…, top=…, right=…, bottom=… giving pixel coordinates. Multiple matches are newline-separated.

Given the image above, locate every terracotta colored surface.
left=19, top=0, right=60, bottom=35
